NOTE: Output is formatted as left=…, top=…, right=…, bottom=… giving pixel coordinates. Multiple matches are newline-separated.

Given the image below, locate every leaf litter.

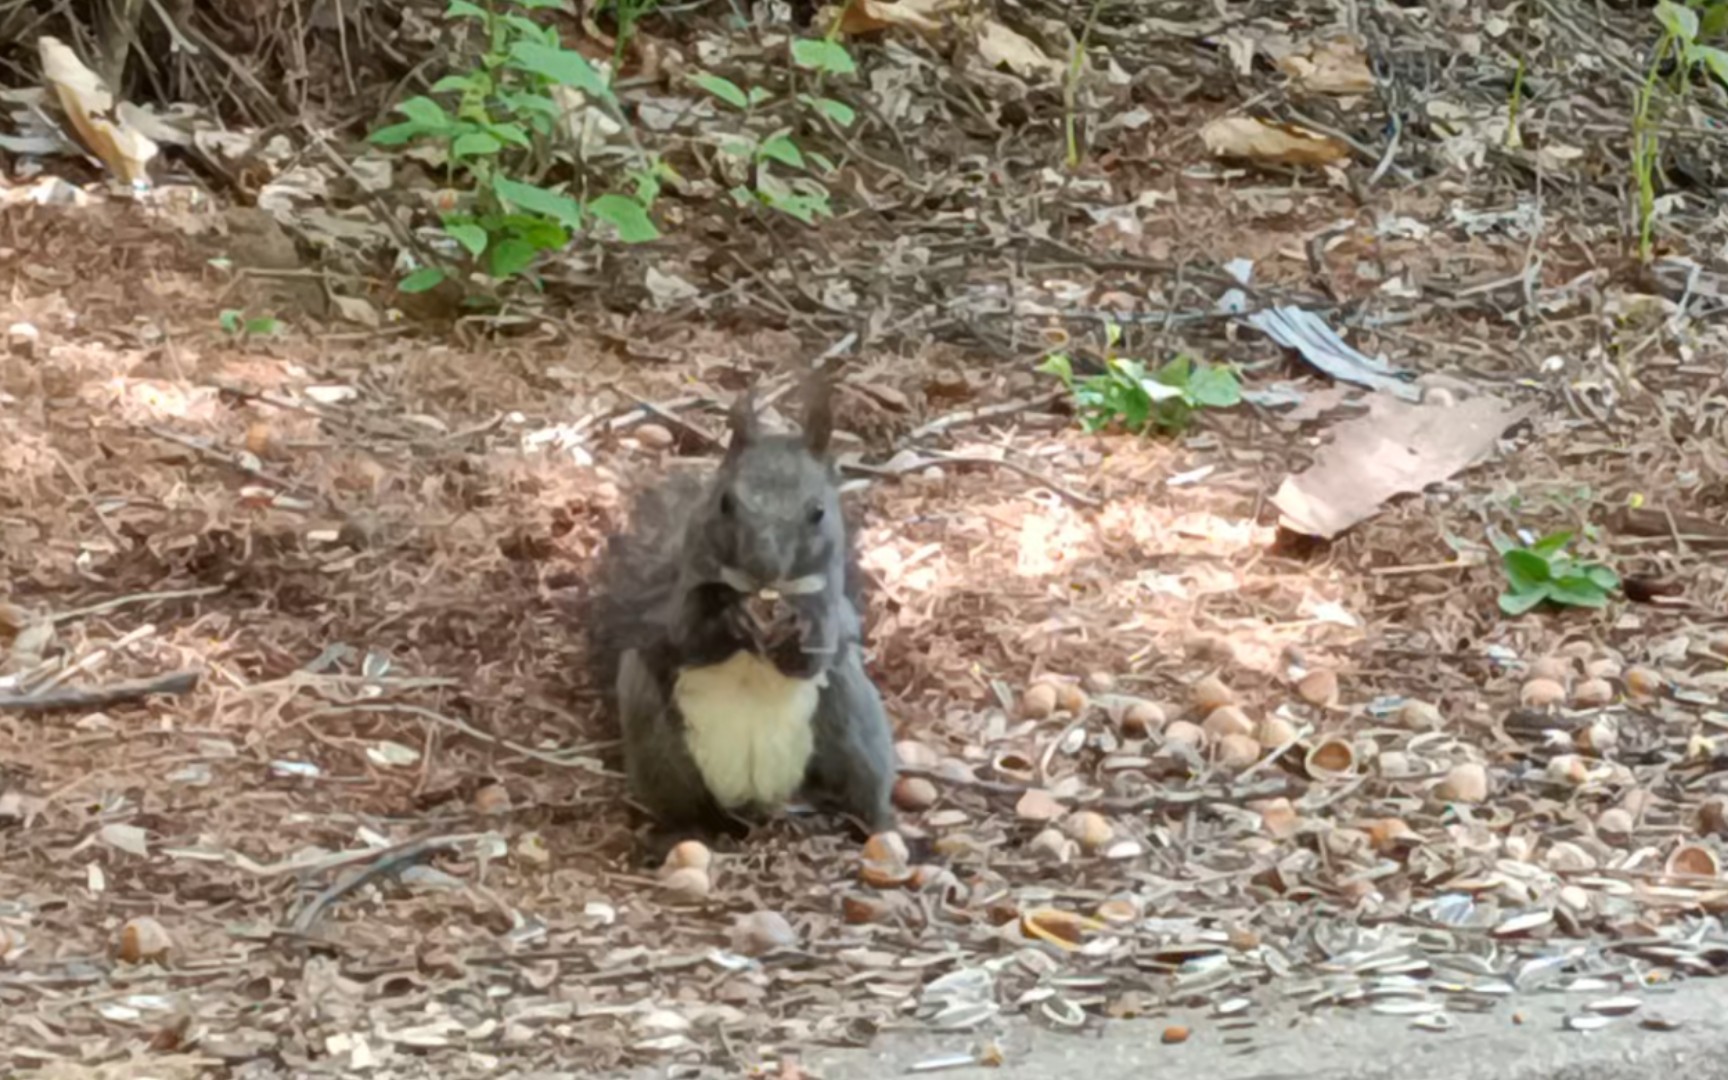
left=4, top=0, right=1728, bottom=1076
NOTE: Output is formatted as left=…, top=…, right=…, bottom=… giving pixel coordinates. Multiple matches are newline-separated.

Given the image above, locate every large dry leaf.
left=1276, top=38, right=1376, bottom=96
left=37, top=37, right=159, bottom=186
left=835, top=0, right=957, bottom=35
left=1200, top=116, right=1349, bottom=168
left=975, top=19, right=1062, bottom=81
left=1272, top=393, right=1532, bottom=539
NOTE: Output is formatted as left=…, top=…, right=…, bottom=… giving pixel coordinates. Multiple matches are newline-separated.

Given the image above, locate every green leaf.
left=1529, top=530, right=1574, bottom=558
left=1502, top=549, right=1552, bottom=592
left=508, top=41, right=612, bottom=99
left=692, top=73, right=750, bottom=110
left=431, top=74, right=477, bottom=94
left=219, top=310, right=242, bottom=333
left=245, top=317, right=281, bottom=337
left=791, top=38, right=857, bottom=76
left=400, top=267, right=447, bottom=293
left=1545, top=577, right=1611, bottom=608
left=1694, top=43, right=1728, bottom=84
left=501, top=215, right=569, bottom=251
left=503, top=14, right=551, bottom=39
left=1037, top=353, right=1075, bottom=386
left=486, top=121, right=533, bottom=147
left=1186, top=364, right=1241, bottom=408
left=445, top=222, right=490, bottom=257
left=1658, top=0, right=1700, bottom=41
left=488, top=238, right=540, bottom=278
left=498, top=91, right=561, bottom=117
left=808, top=150, right=837, bottom=175
left=515, top=0, right=570, bottom=8
left=1584, top=564, right=1622, bottom=590
left=453, top=131, right=504, bottom=157
left=1703, top=2, right=1728, bottom=39
left=445, top=0, right=487, bottom=18
left=1499, top=588, right=1547, bottom=616
left=588, top=194, right=660, bottom=242
left=492, top=176, right=585, bottom=230
left=367, top=121, right=430, bottom=146
left=812, top=96, right=856, bottom=127
left=759, top=133, right=806, bottom=169
left=748, top=86, right=772, bottom=107
left=396, top=96, right=453, bottom=130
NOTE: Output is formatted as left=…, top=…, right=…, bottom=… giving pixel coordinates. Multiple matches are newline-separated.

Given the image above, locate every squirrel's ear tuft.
left=802, top=368, right=833, bottom=457
left=725, top=386, right=761, bottom=459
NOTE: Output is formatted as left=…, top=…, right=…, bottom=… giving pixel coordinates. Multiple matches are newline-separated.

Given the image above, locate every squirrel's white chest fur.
left=674, top=650, right=822, bottom=810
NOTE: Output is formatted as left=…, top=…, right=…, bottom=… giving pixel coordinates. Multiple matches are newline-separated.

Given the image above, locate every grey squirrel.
left=587, top=374, right=897, bottom=844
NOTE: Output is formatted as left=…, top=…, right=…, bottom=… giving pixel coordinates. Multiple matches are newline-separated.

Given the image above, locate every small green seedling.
left=220, top=310, right=282, bottom=339
left=1039, top=324, right=1241, bottom=434
left=1632, top=1, right=1728, bottom=261
left=1493, top=529, right=1621, bottom=615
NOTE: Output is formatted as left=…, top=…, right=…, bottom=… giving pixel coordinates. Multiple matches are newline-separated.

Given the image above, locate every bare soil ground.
left=5, top=3, right=1728, bottom=1078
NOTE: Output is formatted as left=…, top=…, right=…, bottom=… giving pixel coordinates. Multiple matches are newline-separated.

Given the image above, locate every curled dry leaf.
left=660, top=866, right=712, bottom=901
left=38, top=37, right=160, bottom=186
left=833, top=0, right=954, bottom=36
left=1083, top=671, right=1116, bottom=694
left=1275, top=37, right=1376, bottom=96
left=992, top=751, right=1037, bottom=784
left=1364, top=817, right=1421, bottom=854
left=893, top=775, right=939, bottom=812
left=1202, top=705, right=1254, bottom=740
left=1015, top=788, right=1064, bottom=822
left=1521, top=678, right=1567, bottom=709
left=1192, top=674, right=1235, bottom=712
left=973, top=19, right=1062, bottom=82
left=1020, top=682, right=1058, bottom=720
left=1094, top=896, right=1141, bottom=925
left=1296, top=669, right=1339, bottom=707
left=1200, top=116, right=1351, bottom=167
left=118, top=916, right=172, bottom=964
left=1587, top=657, right=1623, bottom=680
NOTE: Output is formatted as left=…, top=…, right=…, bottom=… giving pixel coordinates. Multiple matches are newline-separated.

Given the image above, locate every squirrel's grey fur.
left=587, top=375, right=896, bottom=841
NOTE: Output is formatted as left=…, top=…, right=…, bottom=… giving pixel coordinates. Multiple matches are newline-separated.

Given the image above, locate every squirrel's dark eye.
left=807, top=504, right=825, bottom=525
left=719, top=492, right=735, bottom=517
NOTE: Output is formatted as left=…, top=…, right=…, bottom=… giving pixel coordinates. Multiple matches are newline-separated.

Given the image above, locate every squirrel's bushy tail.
left=582, top=468, right=708, bottom=722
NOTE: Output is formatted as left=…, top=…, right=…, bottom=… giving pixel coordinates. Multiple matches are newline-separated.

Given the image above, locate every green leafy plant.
left=1038, top=323, right=1241, bottom=434
left=1631, top=1, right=1728, bottom=262
left=220, top=309, right=282, bottom=339
left=688, top=36, right=858, bottom=225
left=368, top=0, right=661, bottom=293
left=594, top=0, right=661, bottom=61
left=1492, top=529, right=1621, bottom=615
